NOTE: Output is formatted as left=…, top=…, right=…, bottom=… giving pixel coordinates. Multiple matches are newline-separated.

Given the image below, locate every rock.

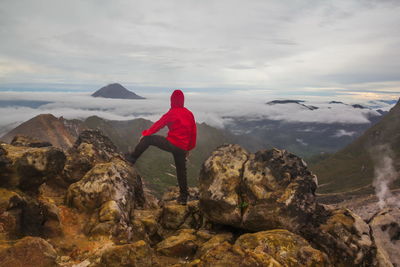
left=199, top=145, right=318, bottom=233
left=199, top=145, right=376, bottom=266
left=99, top=200, right=122, bottom=222
left=0, top=188, right=24, bottom=240
left=0, top=145, right=10, bottom=170
left=11, top=135, right=52, bottom=148
left=161, top=203, right=189, bottom=229
left=20, top=196, right=49, bottom=237
left=0, top=188, right=62, bottom=239
left=74, top=129, right=119, bottom=158
left=0, top=236, right=57, bottom=267
left=67, top=158, right=143, bottom=212
left=235, top=229, right=329, bottom=266
left=194, top=241, right=280, bottom=267
left=67, top=158, right=144, bottom=241
left=0, top=143, right=66, bottom=190
left=131, top=209, right=163, bottom=244
left=195, top=229, right=329, bottom=267
left=312, top=208, right=375, bottom=266
left=199, top=145, right=247, bottom=226
left=0, top=188, right=24, bottom=214
left=241, top=149, right=319, bottom=232
left=99, top=240, right=157, bottom=267
left=161, top=186, right=200, bottom=202
left=369, top=208, right=400, bottom=267
left=62, top=130, right=121, bottom=183
left=160, top=187, right=209, bottom=231
left=196, top=232, right=233, bottom=257
left=156, top=229, right=198, bottom=257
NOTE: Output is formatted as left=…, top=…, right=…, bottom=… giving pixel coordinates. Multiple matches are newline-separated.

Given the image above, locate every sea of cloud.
left=0, top=91, right=396, bottom=137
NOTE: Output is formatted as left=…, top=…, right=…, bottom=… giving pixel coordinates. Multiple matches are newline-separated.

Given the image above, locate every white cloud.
left=0, top=91, right=393, bottom=137
left=332, top=129, right=357, bottom=138
left=0, top=0, right=399, bottom=92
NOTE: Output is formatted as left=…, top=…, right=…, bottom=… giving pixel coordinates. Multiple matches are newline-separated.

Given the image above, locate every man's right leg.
left=173, top=152, right=188, bottom=205
left=127, top=135, right=173, bottom=164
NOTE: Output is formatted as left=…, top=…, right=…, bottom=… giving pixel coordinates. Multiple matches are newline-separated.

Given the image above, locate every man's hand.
left=185, top=151, right=190, bottom=160
left=139, top=135, right=144, bottom=142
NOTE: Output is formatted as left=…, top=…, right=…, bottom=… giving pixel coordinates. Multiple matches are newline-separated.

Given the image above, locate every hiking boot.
left=177, top=194, right=187, bottom=205
left=123, top=153, right=136, bottom=165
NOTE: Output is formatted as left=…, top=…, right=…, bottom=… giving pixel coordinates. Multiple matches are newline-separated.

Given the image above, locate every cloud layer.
left=0, top=0, right=400, bottom=93
left=0, top=91, right=394, bottom=137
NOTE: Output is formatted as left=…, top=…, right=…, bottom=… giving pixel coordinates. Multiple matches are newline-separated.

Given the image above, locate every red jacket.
left=142, top=90, right=197, bottom=151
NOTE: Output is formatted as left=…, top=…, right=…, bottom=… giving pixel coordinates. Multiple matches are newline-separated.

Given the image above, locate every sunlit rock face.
left=199, top=144, right=376, bottom=266
left=199, top=144, right=318, bottom=232
left=62, top=129, right=122, bottom=183
left=66, top=157, right=145, bottom=242
left=196, top=229, right=329, bottom=267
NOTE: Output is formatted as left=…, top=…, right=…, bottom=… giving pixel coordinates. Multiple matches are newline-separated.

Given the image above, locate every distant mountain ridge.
left=310, top=97, right=400, bottom=193
left=92, top=83, right=145, bottom=99
left=227, top=99, right=387, bottom=158
left=0, top=114, right=263, bottom=195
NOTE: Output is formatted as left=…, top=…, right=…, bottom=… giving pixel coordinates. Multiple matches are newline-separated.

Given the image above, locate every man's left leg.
left=126, top=135, right=173, bottom=164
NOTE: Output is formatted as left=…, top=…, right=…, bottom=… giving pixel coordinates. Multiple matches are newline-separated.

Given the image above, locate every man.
left=126, top=89, right=196, bottom=205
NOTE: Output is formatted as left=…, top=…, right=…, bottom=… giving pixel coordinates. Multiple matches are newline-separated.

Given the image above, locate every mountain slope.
left=92, top=83, right=145, bottom=99
left=310, top=98, right=400, bottom=193
left=0, top=114, right=84, bottom=149
left=1, top=114, right=264, bottom=196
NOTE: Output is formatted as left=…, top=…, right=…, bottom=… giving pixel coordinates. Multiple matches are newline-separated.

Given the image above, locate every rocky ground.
left=329, top=191, right=400, bottom=221
left=0, top=131, right=399, bottom=266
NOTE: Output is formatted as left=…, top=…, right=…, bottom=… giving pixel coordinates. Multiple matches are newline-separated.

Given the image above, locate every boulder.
left=0, top=188, right=24, bottom=240
left=99, top=240, right=157, bottom=267
left=199, top=145, right=376, bottom=266
left=131, top=209, right=163, bottom=244
left=193, top=241, right=280, bottom=267
left=67, top=158, right=143, bottom=212
left=235, top=229, right=329, bottom=266
left=0, top=236, right=57, bottom=267
left=0, top=143, right=66, bottom=190
left=156, top=229, right=198, bottom=257
left=311, top=208, right=375, bottom=266
left=0, top=188, right=62, bottom=240
left=161, top=201, right=205, bottom=231
left=10, top=135, right=52, bottom=148
left=199, top=145, right=318, bottom=232
left=0, top=145, right=10, bottom=170
left=199, top=145, right=247, bottom=226
left=160, top=187, right=209, bottom=231
left=195, top=229, right=329, bottom=267
left=62, top=130, right=121, bottom=183
left=67, top=158, right=144, bottom=241
left=195, top=232, right=233, bottom=257
left=369, top=208, right=400, bottom=267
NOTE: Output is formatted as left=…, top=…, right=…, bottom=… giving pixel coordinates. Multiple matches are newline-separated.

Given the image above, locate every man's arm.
left=187, top=121, right=197, bottom=151
left=142, top=112, right=170, bottom=136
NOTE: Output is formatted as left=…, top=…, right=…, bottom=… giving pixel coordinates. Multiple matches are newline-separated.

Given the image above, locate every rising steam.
left=371, top=145, right=399, bottom=209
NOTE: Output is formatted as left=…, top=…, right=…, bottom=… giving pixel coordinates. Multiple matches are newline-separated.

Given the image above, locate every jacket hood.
left=171, top=90, right=184, bottom=108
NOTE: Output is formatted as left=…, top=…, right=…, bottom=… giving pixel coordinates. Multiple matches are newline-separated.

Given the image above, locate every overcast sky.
left=0, top=0, right=400, bottom=98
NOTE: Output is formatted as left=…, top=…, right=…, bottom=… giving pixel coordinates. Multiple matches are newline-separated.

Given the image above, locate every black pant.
left=129, top=135, right=188, bottom=198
